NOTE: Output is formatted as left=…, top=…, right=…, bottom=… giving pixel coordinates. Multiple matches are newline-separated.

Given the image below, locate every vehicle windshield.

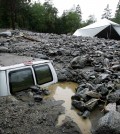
left=33, top=64, right=53, bottom=85
left=9, top=68, right=34, bottom=93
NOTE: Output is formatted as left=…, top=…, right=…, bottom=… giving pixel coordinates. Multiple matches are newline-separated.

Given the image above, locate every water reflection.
left=47, top=82, right=91, bottom=134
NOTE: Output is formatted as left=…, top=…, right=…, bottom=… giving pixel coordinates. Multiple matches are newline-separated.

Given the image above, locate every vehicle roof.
left=0, top=60, right=50, bottom=71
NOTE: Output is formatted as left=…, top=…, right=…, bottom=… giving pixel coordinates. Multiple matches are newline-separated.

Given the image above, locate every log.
left=23, top=35, right=40, bottom=42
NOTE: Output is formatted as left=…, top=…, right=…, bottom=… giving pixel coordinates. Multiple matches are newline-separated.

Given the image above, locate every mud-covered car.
left=0, top=60, right=58, bottom=96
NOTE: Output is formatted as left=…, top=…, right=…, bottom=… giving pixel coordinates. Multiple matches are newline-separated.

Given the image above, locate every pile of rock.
left=0, top=29, right=120, bottom=133
left=15, top=85, right=50, bottom=102
left=71, top=82, right=120, bottom=117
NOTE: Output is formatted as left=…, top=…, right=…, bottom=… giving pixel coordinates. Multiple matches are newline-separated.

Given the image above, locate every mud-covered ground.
left=0, top=53, right=82, bottom=134
left=0, top=30, right=120, bottom=134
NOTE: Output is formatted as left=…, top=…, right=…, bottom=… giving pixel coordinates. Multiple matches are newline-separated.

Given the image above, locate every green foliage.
left=113, top=2, right=120, bottom=24
left=0, top=0, right=31, bottom=29
left=43, top=1, right=58, bottom=33
left=81, top=15, right=96, bottom=27
left=0, top=0, right=82, bottom=34
left=1, top=0, right=120, bottom=34
left=29, top=1, right=58, bottom=33
left=29, top=3, right=47, bottom=32
left=60, top=10, right=81, bottom=34
left=76, top=4, right=82, bottom=21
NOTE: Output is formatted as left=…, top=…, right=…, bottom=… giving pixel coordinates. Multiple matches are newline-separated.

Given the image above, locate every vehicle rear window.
left=9, top=68, right=34, bottom=93
left=33, top=64, right=53, bottom=85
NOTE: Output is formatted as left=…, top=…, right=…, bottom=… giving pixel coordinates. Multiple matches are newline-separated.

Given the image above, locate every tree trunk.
left=10, top=0, right=16, bottom=30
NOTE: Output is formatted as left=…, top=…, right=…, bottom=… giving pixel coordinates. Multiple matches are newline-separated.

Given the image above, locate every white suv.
left=0, top=60, right=58, bottom=96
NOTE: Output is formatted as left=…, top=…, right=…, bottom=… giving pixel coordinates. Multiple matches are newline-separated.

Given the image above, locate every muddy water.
left=47, top=82, right=92, bottom=134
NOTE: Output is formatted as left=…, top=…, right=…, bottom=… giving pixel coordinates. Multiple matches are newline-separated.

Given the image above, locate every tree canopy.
left=112, top=1, right=120, bottom=24
left=0, top=0, right=83, bottom=34
left=101, top=4, right=112, bottom=19
left=0, top=0, right=31, bottom=29
left=0, top=0, right=120, bottom=33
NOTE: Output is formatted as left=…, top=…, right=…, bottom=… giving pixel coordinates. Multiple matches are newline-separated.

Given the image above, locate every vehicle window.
left=33, top=64, right=53, bottom=85
left=9, top=68, right=34, bottom=93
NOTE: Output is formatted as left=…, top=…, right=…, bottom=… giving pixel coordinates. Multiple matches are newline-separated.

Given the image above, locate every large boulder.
left=59, top=117, right=83, bottom=134
left=57, top=69, right=74, bottom=82
left=70, top=55, right=92, bottom=69
left=72, top=100, right=85, bottom=112
left=0, top=31, right=12, bottom=37
left=0, top=47, right=9, bottom=53
left=95, top=84, right=108, bottom=96
left=93, top=111, right=120, bottom=134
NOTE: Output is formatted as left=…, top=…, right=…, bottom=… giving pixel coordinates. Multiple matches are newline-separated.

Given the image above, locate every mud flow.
left=46, top=82, right=92, bottom=134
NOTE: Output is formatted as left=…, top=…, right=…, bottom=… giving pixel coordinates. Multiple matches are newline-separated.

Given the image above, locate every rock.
left=107, top=82, right=114, bottom=90
left=96, top=84, right=108, bottom=96
left=86, top=83, right=96, bottom=90
left=77, top=88, right=89, bottom=95
left=30, top=85, right=40, bottom=93
left=59, top=69, right=73, bottom=80
left=57, top=71, right=67, bottom=81
left=60, top=117, right=82, bottom=134
left=76, top=84, right=86, bottom=93
left=117, top=105, right=120, bottom=113
left=0, top=128, right=4, bottom=134
left=93, top=111, right=120, bottom=134
left=28, top=102, right=34, bottom=107
left=28, top=91, right=34, bottom=97
left=90, top=75, right=96, bottom=79
left=94, top=67, right=105, bottom=72
left=48, top=49, right=58, bottom=56
left=70, top=55, right=92, bottom=69
left=34, top=95, right=43, bottom=102
left=107, top=89, right=120, bottom=103
left=85, top=91, right=102, bottom=99
left=71, top=94, right=81, bottom=101
left=35, top=54, right=48, bottom=59
left=0, top=46, right=9, bottom=53
left=82, top=110, right=91, bottom=119
left=0, top=31, right=12, bottom=37
left=96, top=73, right=110, bottom=83
left=4, top=42, right=10, bottom=47
left=76, top=88, right=89, bottom=100
left=111, top=65, right=120, bottom=71
left=77, top=111, right=83, bottom=116
left=42, top=89, right=50, bottom=95
left=6, top=95, right=18, bottom=103
left=104, top=103, right=116, bottom=113
left=71, top=51, right=80, bottom=56
left=72, top=100, right=85, bottom=112
left=103, top=58, right=110, bottom=68
left=58, top=48, right=65, bottom=55
left=81, top=72, right=89, bottom=80
left=85, top=98, right=98, bottom=111
left=95, top=50, right=104, bottom=55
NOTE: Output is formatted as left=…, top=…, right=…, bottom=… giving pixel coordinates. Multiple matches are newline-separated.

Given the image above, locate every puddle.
left=47, top=82, right=92, bottom=134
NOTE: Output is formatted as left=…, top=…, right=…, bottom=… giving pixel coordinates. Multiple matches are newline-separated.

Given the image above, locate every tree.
left=29, top=3, right=46, bottom=32
left=28, top=0, right=58, bottom=33
left=113, top=1, right=120, bottom=24
left=0, top=0, right=81, bottom=34
left=101, top=4, right=112, bottom=19
left=0, top=0, right=31, bottom=29
left=43, top=0, right=58, bottom=33
left=86, top=15, right=96, bottom=25
left=76, top=4, right=82, bottom=21
left=0, top=0, right=11, bottom=28
left=60, top=10, right=81, bottom=34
